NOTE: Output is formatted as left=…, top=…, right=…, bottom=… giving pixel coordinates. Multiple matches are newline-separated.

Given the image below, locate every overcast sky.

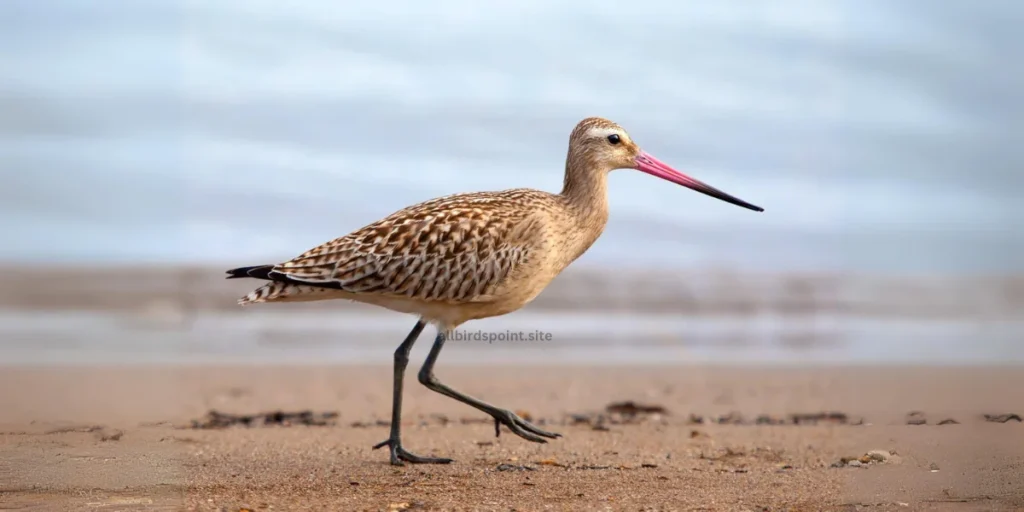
left=1, top=0, right=1020, bottom=273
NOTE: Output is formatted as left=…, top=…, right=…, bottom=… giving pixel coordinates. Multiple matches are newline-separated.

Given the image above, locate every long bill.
left=634, top=151, right=764, bottom=212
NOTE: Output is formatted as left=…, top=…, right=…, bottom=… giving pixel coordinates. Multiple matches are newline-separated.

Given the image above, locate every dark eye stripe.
left=607, top=134, right=621, bottom=144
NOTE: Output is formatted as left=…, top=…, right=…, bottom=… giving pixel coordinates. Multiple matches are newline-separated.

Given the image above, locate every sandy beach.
left=1, top=364, right=1022, bottom=511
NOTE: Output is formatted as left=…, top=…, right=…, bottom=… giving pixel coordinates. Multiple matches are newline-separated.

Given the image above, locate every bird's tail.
left=226, top=264, right=275, bottom=280
left=227, top=264, right=341, bottom=306
left=238, top=281, right=341, bottom=305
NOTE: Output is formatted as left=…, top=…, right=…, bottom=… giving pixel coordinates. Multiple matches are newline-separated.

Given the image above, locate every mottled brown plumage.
left=226, top=116, right=762, bottom=466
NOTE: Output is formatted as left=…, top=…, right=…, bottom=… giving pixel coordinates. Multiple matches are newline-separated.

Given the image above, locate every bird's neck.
left=556, top=158, right=611, bottom=262
left=561, top=160, right=608, bottom=209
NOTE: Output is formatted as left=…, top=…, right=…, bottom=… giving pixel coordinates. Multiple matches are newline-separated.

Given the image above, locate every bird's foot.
left=491, top=409, right=562, bottom=443
left=372, top=437, right=453, bottom=466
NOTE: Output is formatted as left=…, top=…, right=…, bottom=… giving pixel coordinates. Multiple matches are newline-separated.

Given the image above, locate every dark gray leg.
left=372, top=320, right=453, bottom=465
left=417, top=330, right=561, bottom=443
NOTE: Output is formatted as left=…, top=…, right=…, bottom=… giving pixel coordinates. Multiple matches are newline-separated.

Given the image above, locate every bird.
left=226, top=117, right=763, bottom=466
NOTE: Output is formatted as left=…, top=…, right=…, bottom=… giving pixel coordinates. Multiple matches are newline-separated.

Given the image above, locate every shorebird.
left=227, top=117, right=763, bottom=465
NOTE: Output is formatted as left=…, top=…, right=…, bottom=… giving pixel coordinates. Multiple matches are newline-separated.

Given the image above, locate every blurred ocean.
left=0, top=1, right=1021, bottom=365
left=0, top=266, right=1020, bottom=365
left=2, top=308, right=1023, bottom=365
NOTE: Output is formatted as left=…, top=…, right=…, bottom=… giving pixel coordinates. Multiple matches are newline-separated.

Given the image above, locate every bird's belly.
left=342, top=290, right=522, bottom=329
left=470, top=271, right=557, bottom=318
left=343, top=259, right=561, bottom=328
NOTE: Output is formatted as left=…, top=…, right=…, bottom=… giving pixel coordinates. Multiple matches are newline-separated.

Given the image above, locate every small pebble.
left=866, top=450, right=890, bottom=463
left=848, top=460, right=863, bottom=467
left=906, top=411, right=927, bottom=425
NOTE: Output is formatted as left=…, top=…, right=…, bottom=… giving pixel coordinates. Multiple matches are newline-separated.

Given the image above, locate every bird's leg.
left=417, top=330, right=561, bottom=443
left=372, top=320, right=453, bottom=465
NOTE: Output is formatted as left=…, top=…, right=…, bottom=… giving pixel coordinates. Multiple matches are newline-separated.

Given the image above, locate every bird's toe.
left=396, top=446, right=454, bottom=464
left=493, top=409, right=558, bottom=444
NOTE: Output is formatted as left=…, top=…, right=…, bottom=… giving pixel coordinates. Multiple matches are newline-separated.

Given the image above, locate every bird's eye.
left=607, top=134, right=621, bottom=145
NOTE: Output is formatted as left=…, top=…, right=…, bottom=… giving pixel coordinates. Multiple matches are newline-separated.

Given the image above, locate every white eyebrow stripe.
left=584, top=126, right=622, bottom=140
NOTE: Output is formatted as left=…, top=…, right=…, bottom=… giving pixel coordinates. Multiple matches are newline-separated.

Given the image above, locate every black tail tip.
left=225, top=268, right=249, bottom=279
left=226, top=264, right=275, bottom=280
left=225, top=265, right=266, bottom=279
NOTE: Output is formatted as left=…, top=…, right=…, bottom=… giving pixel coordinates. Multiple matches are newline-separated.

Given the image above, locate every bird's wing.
left=268, top=191, right=547, bottom=303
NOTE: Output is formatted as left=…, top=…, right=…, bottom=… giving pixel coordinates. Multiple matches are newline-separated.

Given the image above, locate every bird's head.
left=567, top=117, right=763, bottom=212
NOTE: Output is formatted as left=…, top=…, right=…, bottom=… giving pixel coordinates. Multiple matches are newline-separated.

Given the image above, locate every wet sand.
left=1, top=365, right=1022, bottom=511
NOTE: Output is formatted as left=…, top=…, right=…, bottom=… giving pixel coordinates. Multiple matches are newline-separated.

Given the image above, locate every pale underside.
left=239, top=188, right=570, bottom=329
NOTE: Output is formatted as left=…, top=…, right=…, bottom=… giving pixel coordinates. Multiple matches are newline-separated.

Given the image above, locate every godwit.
left=227, top=117, right=763, bottom=465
